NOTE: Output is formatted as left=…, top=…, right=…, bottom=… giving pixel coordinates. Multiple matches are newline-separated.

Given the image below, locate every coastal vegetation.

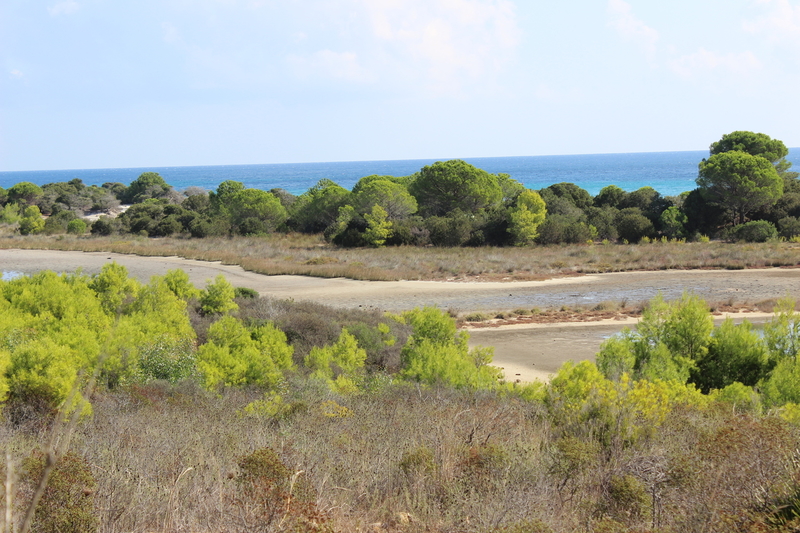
left=1, top=132, right=798, bottom=251
left=4, top=267, right=800, bottom=531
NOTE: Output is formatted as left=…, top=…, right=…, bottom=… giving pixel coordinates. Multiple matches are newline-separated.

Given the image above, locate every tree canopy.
left=409, top=160, right=503, bottom=217
left=697, top=150, right=783, bottom=226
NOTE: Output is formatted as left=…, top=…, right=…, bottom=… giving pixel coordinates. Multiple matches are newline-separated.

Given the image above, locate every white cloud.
left=154, top=0, right=520, bottom=97
left=47, top=1, right=80, bottom=16
left=287, top=50, right=374, bottom=83
left=607, top=0, right=659, bottom=60
left=358, top=0, right=521, bottom=95
left=9, top=70, right=24, bottom=80
left=668, top=48, right=761, bottom=79
left=744, top=0, right=800, bottom=50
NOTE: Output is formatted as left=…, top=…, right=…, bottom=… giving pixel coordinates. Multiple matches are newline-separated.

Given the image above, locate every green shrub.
left=197, top=316, right=293, bottom=389
left=234, top=286, right=259, bottom=299
left=19, top=205, right=45, bottom=235
left=778, top=216, right=800, bottom=239
left=730, top=220, right=778, bottom=242
left=21, top=451, right=99, bottom=533
left=136, top=336, right=196, bottom=383
left=90, top=216, right=116, bottom=236
left=66, top=218, right=87, bottom=235
left=199, top=275, right=238, bottom=315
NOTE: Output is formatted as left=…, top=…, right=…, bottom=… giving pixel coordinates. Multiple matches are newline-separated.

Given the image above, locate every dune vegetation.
left=3, top=265, right=800, bottom=532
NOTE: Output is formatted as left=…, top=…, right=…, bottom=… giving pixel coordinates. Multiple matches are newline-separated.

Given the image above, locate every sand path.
left=2, top=249, right=798, bottom=382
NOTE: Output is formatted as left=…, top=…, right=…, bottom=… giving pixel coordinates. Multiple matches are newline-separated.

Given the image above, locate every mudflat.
left=2, top=248, right=797, bottom=382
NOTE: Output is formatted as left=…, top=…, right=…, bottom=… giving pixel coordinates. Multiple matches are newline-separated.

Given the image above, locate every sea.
left=2, top=149, right=799, bottom=197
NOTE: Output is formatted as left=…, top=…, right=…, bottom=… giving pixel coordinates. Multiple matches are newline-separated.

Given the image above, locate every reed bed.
left=2, top=233, right=800, bottom=281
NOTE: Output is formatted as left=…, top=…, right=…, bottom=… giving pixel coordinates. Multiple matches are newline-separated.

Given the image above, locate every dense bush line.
left=2, top=131, right=798, bottom=246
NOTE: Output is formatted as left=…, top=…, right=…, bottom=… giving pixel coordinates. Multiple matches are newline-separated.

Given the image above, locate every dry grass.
left=2, top=232, right=800, bottom=282
left=3, top=381, right=799, bottom=532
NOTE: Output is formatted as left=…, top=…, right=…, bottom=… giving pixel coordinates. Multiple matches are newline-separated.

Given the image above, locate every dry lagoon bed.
left=2, top=248, right=797, bottom=382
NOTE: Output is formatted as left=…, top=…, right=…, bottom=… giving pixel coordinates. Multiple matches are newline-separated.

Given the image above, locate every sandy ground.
left=2, top=249, right=798, bottom=382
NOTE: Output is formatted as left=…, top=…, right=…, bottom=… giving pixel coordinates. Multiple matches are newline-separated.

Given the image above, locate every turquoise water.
left=2, top=149, right=798, bottom=197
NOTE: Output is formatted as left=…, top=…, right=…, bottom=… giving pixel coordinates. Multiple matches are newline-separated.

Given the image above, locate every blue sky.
left=2, top=0, right=800, bottom=171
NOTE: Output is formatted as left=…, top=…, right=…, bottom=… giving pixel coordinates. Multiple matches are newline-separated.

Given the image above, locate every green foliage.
left=541, top=182, right=593, bottom=211
left=227, top=187, right=288, bottom=235
left=105, top=275, right=196, bottom=387
left=692, top=319, right=767, bottom=392
left=19, top=205, right=45, bottom=235
left=596, top=335, right=636, bottom=382
left=1, top=271, right=111, bottom=414
left=352, top=178, right=417, bottom=220
left=509, top=189, right=547, bottom=245
left=400, top=306, right=501, bottom=388
left=199, top=275, right=238, bottom=315
left=729, top=219, right=778, bottom=242
left=89, top=262, right=140, bottom=315
left=711, top=382, right=762, bottom=414
left=363, top=204, right=392, bottom=247
left=66, top=218, right=87, bottom=235
left=304, top=328, right=367, bottom=383
left=234, top=286, right=259, bottom=299
left=288, top=179, right=351, bottom=233
left=659, top=205, right=687, bottom=239
left=0, top=202, right=22, bottom=224
left=7, top=181, right=43, bottom=205
left=124, top=172, right=171, bottom=203
left=197, top=316, right=293, bottom=389
left=763, top=356, right=800, bottom=407
left=409, top=159, right=503, bottom=217
left=424, top=210, right=477, bottom=246
left=399, top=445, right=437, bottom=478
left=778, top=216, right=800, bottom=239
left=697, top=150, right=783, bottom=226
left=43, top=210, right=77, bottom=235
left=162, top=268, right=199, bottom=300
left=90, top=216, right=117, bottom=236
left=615, top=209, right=654, bottom=243
left=599, top=293, right=710, bottom=384
left=594, top=185, right=626, bottom=208
left=136, top=336, right=196, bottom=383
left=710, top=130, right=790, bottom=165
left=22, top=451, right=99, bottom=533
left=764, top=296, right=800, bottom=362
left=536, top=214, right=597, bottom=244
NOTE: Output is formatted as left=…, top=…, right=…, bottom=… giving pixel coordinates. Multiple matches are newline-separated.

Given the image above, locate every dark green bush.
left=425, top=211, right=475, bottom=247
left=730, top=220, right=778, bottom=242
left=90, top=217, right=116, bottom=236
left=778, top=216, right=800, bottom=239
left=536, top=215, right=595, bottom=244
left=616, top=209, right=655, bottom=243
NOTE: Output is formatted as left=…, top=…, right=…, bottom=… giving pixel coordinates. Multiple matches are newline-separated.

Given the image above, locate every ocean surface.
left=2, top=149, right=799, bottom=197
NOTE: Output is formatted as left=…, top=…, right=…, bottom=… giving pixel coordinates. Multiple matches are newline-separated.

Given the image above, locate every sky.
left=2, top=0, right=800, bottom=171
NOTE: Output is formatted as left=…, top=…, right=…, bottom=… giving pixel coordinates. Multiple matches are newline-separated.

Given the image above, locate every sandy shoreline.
left=2, top=248, right=797, bottom=383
